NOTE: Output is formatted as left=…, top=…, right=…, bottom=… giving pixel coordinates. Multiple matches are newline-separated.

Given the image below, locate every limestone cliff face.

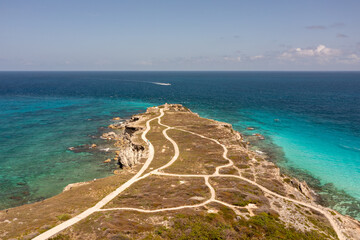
left=108, top=104, right=184, bottom=168
left=105, top=115, right=147, bottom=168
left=116, top=140, right=144, bottom=168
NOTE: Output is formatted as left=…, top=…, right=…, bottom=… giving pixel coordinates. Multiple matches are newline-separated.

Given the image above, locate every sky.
left=1, top=0, right=360, bottom=71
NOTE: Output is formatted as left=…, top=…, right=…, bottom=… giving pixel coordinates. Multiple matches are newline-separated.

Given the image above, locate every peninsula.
left=1, top=104, right=360, bottom=240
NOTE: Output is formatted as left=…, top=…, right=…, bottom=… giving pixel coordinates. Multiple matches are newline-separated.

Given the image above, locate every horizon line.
left=1, top=70, right=360, bottom=72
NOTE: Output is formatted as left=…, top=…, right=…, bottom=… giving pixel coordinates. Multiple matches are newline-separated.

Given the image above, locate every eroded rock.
left=101, top=132, right=118, bottom=140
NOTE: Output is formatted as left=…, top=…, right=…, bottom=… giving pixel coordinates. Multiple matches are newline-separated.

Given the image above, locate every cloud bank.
left=278, top=44, right=360, bottom=66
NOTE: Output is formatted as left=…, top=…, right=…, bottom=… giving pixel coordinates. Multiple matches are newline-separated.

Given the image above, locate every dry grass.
left=0, top=168, right=138, bottom=239
left=142, top=120, right=174, bottom=175
left=164, top=129, right=228, bottom=174
left=229, top=150, right=251, bottom=164
left=56, top=207, right=208, bottom=240
left=210, top=177, right=270, bottom=211
left=218, top=166, right=239, bottom=175
left=57, top=201, right=332, bottom=240
left=256, top=177, right=287, bottom=196
left=104, top=175, right=210, bottom=209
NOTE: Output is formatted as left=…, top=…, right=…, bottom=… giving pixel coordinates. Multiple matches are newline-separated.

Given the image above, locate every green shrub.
left=151, top=211, right=331, bottom=240
left=56, top=214, right=71, bottom=221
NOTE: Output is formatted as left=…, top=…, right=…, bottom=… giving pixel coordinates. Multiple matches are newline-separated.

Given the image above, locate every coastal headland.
left=1, top=104, right=360, bottom=239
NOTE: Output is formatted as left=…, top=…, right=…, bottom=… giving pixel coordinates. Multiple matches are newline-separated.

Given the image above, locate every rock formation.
left=104, top=114, right=146, bottom=168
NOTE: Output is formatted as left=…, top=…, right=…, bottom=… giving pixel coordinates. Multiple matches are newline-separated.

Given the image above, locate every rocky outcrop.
left=101, top=132, right=119, bottom=140
left=290, top=179, right=316, bottom=200
left=63, top=182, right=89, bottom=192
left=116, top=142, right=144, bottom=168
left=105, top=113, right=148, bottom=168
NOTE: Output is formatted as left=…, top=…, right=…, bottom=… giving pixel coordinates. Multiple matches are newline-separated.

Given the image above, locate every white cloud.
left=339, top=54, right=360, bottom=64
left=136, top=45, right=359, bottom=70
left=277, top=44, right=360, bottom=66
left=250, top=55, right=264, bottom=60
left=222, top=54, right=266, bottom=62
left=280, top=45, right=341, bottom=62
left=349, top=54, right=360, bottom=61
left=223, top=56, right=242, bottom=62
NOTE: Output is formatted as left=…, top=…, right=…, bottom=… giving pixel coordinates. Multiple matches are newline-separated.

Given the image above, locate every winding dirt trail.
left=33, top=110, right=164, bottom=240
left=34, top=108, right=345, bottom=240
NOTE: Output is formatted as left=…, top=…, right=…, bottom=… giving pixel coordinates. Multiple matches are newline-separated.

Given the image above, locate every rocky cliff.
left=102, top=109, right=157, bottom=168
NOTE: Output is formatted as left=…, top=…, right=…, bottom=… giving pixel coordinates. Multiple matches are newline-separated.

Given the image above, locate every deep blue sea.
left=0, top=71, right=359, bottom=219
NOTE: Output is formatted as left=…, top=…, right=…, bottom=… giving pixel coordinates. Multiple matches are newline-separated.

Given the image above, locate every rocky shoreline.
left=73, top=104, right=354, bottom=215
left=68, top=114, right=149, bottom=171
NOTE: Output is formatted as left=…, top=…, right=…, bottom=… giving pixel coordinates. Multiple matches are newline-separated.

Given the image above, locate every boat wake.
left=151, top=82, right=171, bottom=86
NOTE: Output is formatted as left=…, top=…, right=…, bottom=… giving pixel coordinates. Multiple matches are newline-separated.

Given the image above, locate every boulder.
left=101, top=132, right=118, bottom=140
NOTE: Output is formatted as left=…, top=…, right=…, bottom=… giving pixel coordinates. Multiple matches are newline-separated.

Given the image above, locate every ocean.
left=0, top=71, right=359, bottom=219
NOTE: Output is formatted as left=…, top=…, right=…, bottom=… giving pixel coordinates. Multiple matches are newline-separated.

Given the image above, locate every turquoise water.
left=196, top=107, right=360, bottom=217
left=0, top=71, right=359, bottom=219
left=0, top=95, right=154, bottom=208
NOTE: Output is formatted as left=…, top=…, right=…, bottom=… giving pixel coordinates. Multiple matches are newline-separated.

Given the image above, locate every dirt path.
left=33, top=110, right=164, bottom=240
left=34, top=109, right=345, bottom=240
